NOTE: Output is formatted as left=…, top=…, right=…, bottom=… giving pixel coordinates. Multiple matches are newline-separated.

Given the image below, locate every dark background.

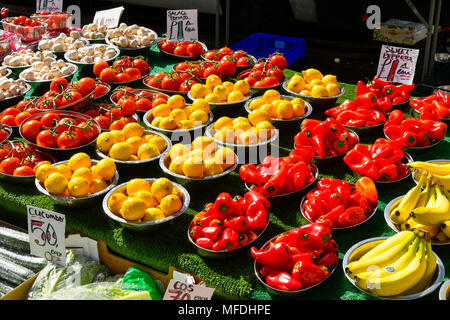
left=1, top=0, right=449, bottom=90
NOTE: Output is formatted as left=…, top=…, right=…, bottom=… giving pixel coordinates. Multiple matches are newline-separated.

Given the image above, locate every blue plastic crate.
left=230, top=33, right=306, bottom=67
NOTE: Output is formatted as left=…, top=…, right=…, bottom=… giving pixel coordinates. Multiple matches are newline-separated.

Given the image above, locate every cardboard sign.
left=166, top=9, right=198, bottom=41
left=27, top=205, right=66, bottom=266
left=93, top=6, right=124, bottom=28
left=36, top=0, right=63, bottom=13
left=163, top=279, right=214, bottom=300
left=376, top=45, right=419, bottom=85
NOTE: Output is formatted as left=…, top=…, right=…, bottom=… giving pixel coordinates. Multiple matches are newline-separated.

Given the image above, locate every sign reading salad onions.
left=166, top=9, right=198, bottom=41
left=376, top=44, right=419, bottom=85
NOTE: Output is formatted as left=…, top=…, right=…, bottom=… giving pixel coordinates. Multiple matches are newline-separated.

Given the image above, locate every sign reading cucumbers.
left=166, top=9, right=198, bottom=41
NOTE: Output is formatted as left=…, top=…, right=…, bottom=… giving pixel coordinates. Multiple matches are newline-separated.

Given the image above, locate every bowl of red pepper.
left=187, top=190, right=270, bottom=258
left=299, top=177, right=379, bottom=231
left=252, top=223, right=339, bottom=296
left=409, top=90, right=450, bottom=126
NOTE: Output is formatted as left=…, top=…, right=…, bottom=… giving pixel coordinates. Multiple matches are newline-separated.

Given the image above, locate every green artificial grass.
left=0, top=42, right=449, bottom=300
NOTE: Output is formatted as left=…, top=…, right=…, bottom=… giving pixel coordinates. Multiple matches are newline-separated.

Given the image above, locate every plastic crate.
left=231, top=33, right=306, bottom=67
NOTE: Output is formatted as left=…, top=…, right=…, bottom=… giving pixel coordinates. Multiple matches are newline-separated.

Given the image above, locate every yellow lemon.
left=260, top=103, right=277, bottom=118
left=96, top=132, right=117, bottom=153
left=276, top=100, right=294, bottom=119
left=172, top=186, right=183, bottom=198
left=129, top=155, right=139, bottom=161
left=169, top=143, right=191, bottom=161
left=151, top=177, right=173, bottom=202
left=143, top=207, right=165, bottom=222
left=167, top=94, right=186, bottom=109
left=291, top=97, right=306, bottom=108
left=178, top=119, right=195, bottom=129
left=310, top=85, right=329, bottom=97
left=227, top=90, right=245, bottom=103
left=205, top=74, right=222, bottom=88
left=68, top=152, right=91, bottom=172
left=204, top=92, right=221, bottom=103
left=67, top=176, right=89, bottom=198
left=36, top=164, right=58, bottom=184
left=191, top=98, right=210, bottom=114
left=233, top=80, right=250, bottom=95
left=90, top=178, right=108, bottom=194
left=322, top=74, right=337, bottom=86
left=248, top=109, right=271, bottom=126
left=300, top=89, right=311, bottom=96
left=55, top=164, right=72, bottom=181
left=309, top=79, right=323, bottom=86
left=120, top=197, right=147, bottom=220
left=222, top=81, right=235, bottom=94
left=71, top=167, right=93, bottom=185
left=238, top=129, right=258, bottom=145
left=232, top=117, right=249, bottom=125
left=127, top=178, right=152, bottom=196
left=203, top=158, right=224, bottom=176
left=189, top=110, right=209, bottom=124
left=214, top=147, right=235, bottom=169
left=293, top=103, right=306, bottom=117
left=44, top=172, right=68, bottom=195
left=189, top=148, right=204, bottom=160
left=214, top=116, right=233, bottom=130
left=152, top=104, right=171, bottom=118
left=160, top=194, right=182, bottom=216
left=145, top=135, right=167, bottom=153
left=286, top=77, right=306, bottom=93
left=232, top=120, right=252, bottom=131
left=124, top=136, right=144, bottom=155
left=137, top=143, right=160, bottom=160
left=214, top=127, right=235, bottom=143
left=248, top=97, right=266, bottom=111
left=159, top=116, right=178, bottom=130
left=255, top=120, right=275, bottom=140
left=151, top=116, right=163, bottom=127
left=190, top=83, right=212, bottom=99
left=108, top=192, right=128, bottom=215
left=192, top=136, right=216, bottom=151
left=122, top=122, right=145, bottom=140
left=213, top=84, right=229, bottom=101
left=110, top=130, right=125, bottom=142
left=168, top=155, right=187, bottom=175
left=263, top=89, right=281, bottom=103
left=326, top=82, right=341, bottom=97
left=182, top=157, right=205, bottom=178
left=169, top=108, right=188, bottom=123
left=134, top=189, right=157, bottom=208
left=109, top=142, right=132, bottom=161
left=302, top=68, right=323, bottom=83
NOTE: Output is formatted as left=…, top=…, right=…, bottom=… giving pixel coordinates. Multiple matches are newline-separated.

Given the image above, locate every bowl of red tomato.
left=1, top=16, right=47, bottom=42
left=237, top=68, right=284, bottom=96
left=81, top=103, right=140, bottom=132
left=143, top=71, right=203, bottom=97
left=0, top=98, right=41, bottom=137
left=110, top=87, right=169, bottom=117
left=0, top=140, right=56, bottom=185
left=172, top=60, right=216, bottom=81
left=201, top=47, right=257, bottom=74
left=0, top=124, right=12, bottom=143
left=157, top=38, right=208, bottom=61
left=19, top=110, right=101, bottom=156
left=93, top=81, right=111, bottom=101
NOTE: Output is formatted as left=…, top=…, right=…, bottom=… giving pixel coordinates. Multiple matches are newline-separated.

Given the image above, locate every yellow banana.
left=408, top=161, right=450, bottom=176
left=390, top=174, right=425, bottom=224
left=441, top=220, right=450, bottom=238
left=416, top=174, right=432, bottom=208
left=410, top=223, right=440, bottom=238
left=345, top=231, right=416, bottom=277
left=411, top=185, right=450, bottom=225
left=357, top=231, right=415, bottom=262
left=366, top=238, right=428, bottom=297
left=431, top=173, right=450, bottom=191
left=347, top=239, right=384, bottom=262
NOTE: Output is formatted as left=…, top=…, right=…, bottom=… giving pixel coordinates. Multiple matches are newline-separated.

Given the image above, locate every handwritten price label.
left=27, top=205, right=66, bottom=266
left=166, top=9, right=198, bottom=41
left=376, top=45, right=419, bottom=85
left=163, top=280, right=214, bottom=300
left=93, top=7, right=124, bottom=28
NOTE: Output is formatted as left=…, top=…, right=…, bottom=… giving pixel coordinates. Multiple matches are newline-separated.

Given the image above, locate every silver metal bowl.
left=0, top=82, right=32, bottom=109
left=157, top=40, right=208, bottom=61
left=105, top=29, right=158, bottom=53
left=18, top=63, right=79, bottom=93
left=187, top=90, right=253, bottom=115
left=95, top=129, right=171, bottom=170
left=64, top=44, right=120, bottom=67
left=254, top=231, right=337, bottom=297
left=300, top=185, right=378, bottom=231
left=383, top=127, right=443, bottom=152
left=102, top=178, right=190, bottom=232
left=35, top=86, right=96, bottom=112
left=411, top=159, right=450, bottom=187
left=384, top=195, right=450, bottom=246
left=282, top=79, right=346, bottom=111
left=343, top=236, right=445, bottom=300
left=35, top=159, right=119, bottom=207
left=236, top=69, right=284, bottom=96
left=343, top=120, right=386, bottom=138
left=439, top=280, right=450, bottom=300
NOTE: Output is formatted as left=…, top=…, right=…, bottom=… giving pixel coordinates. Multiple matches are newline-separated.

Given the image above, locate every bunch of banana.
left=408, top=161, right=450, bottom=191
left=345, top=230, right=437, bottom=297
left=389, top=170, right=450, bottom=242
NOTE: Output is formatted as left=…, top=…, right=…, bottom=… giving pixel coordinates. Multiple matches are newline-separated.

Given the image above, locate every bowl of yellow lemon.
left=244, top=89, right=313, bottom=131
left=159, top=137, right=239, bottom=186
left=34, top=152, right=119, bottom=207
left=95, top=122, right=171, bottom=171
left=187, top=75, right=253, bottom=116
left=283, top=69, right=346, bottom=111
left=102, top=177, right=190, bottom=232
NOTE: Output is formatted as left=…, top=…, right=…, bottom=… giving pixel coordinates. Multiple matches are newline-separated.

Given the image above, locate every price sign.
left=27, top=205, right=66, bottom=266
left=36, top=0, right=63, bottom=13
left=163, top=279, right=214, bottom=300
left=93, top=6, right=124, bottom=28
left=166, top=9, right=198, bottom=41
left=376, top=45, right=419, bottom=85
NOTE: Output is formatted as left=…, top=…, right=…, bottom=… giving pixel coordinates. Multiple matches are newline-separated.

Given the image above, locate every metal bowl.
left=64, top=45, right=120, bottom=75
left=300, top=185, right=378, bottom=231
left=35, top=159, right=119, bottom=207
left=282, top=79, right=346, bottom=111
left=187, top=90, right=252, bottom=115
left=410, top=107, right=450, bottom=126
left=95, top=129, right=171, bottom=170
left=18, top=63, right=78, bottom=93
left=439, top=280, right=450, bottom=300
left=411, top=159, right=450, bottom=189
left=244, top=95, right=313, bottom=131
left=35, top=86, right=96, bottom=112
left=384, top=195, right=450, bottom=246
left=157, top=40, right=208, bottom=61
left=383, top=127, right=443, bottom=153
left=343, top=236, right=445, bottom=300
left=102, top=178, right=190, bottom=232
left=105, top=28, right=158, bottom=53
left=236, top=69, right=283, bottom=96
left=254, top=231, right=337, bottom=297
left=93, top=81, right=111, bottom=101
left=344, top=120, right=386, bottom=138
left=187, top=211, right=269, bottom=259
left=0, top=82, right=32, bottom=109
left=109, top=88, right=169, bottom=118
left=391, top=99, right=411, bottom=111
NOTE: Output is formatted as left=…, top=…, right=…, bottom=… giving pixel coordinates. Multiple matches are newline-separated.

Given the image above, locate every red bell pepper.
left=288, top=148, right=315, bottom=165
left=192, top=211, right=205, bottom=226
left=251, top=241, right=290, bottom=266
left=376, top=96, right=392, bottom=113
left=356, top=80, right=370, bottom=96
left=212, top=239, right=225, bottom=251
left=238, top=233, right=249, bottom=246
left=189, top=225, right=203, bottom=240
left=355, top=176, right=378, bottom=204
left=423, top=120, right=447, bottom=139
left=260, top=159, right=288, bottom=196
left=348, top=191, right=369, bottom=214
left=343, top=149, right=380, bottom=180
left=265, top=271, right=303, bottom=291
left=195, top=237, right=214, bottom=249
left=246, top=201, right=268, bottom=231
left=288, top=223, right=332, bottom=249
left=317, top=205, right=345, bottom=227
left=323, top=239, right=339, bottom=254
left=247, top=230, right=258, bottom=241
left=378, top=164, right=399, bottom=181
left=291, top=260, right=329, bottom=288
left=353, top=92, right=377, bottom=108
left=224, top=216, right=248, bottom=233
left=244, top=190, right=270, bottom=211
left=214, top=192, right=234, bottom=216
left=202, top=226, right=222, bottom=241
left=200, top=213, right=221, bottom=228
left=294, top=131, right=313, bottom=148
left=232, top=195, right=249, bottom=216
left=316, top=252, right=339, bottom=269
left=311, top=134, right=326, bottom=159
left=209, top=218, right=222, bottom=228
left=239, top=164, right=269, bottom=185
left=221, top=227, right=239, bottom=251
left=338, top=207, right=366, bottom=227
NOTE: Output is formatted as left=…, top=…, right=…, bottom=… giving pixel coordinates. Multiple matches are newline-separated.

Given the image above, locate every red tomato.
left=25, top=107, right=40, bottom=115
left=145, top=76, right=162, bottom=89
left=21, top=120, right=42, bottom=142
left=56, top=117, right=73, bottom=134
left=2, top=107, right=20, bottom=117
left=36, top=129, right=57, bottom=148
left=84, top=109, right=100, bottom=118
left=115, top=73, right=131, bottom=83
left=132, top=59, right=150, bottom=75
left=186, top=43, right=204, bottom=57
left=159, top=40, right=175, bottom=54
left=61, top=90, right=83, bottom=107
left=0, top=157, right=20, bottom=175
left=269, top=54, right=287, bottom=70
left=136, top=98, right=152, bottom=111
left=173, top=45, right=188, bottom=56
left=119, top=98, right=137, bottom=117
left=93, top=60, right=109, bottom=77
left=0, top=130, right=8, bottom=143
left=113, top=58, right=132, bottom=72
left=236, top=57, right=252, bottom=67
left=75, top=121, right=99, bottom=145
left=57, top=131, right=80, bottom=149
left=203, top=51, right=217, bottom=61
left=218, top=58, right=237, bottom=78
left=16, top=100, right=35, bottom=111
left=40, top=113, right=60, bottom=128
left=77, top=77, right=97, bottom=96
left=267, top=67, right=285, bottom=82
left=13, top=165, right=35, bottom=176
left=94, top=84, right=108, bottom=98
left=110, top=119, right=126, bottom=130
left=124, top=67, right=142, bottom=80
left=99, top=68, right=117, bottom=83
left=14, top=111, right=31, bottom=126
left=49, top=78, right=69, bottom=93
left=218, top=47, right=233, bottom=54
left=161, top=74, right=182, bottom=91
left=262, top=76, right=279, bottom=87
left=152, top=97, right=167, bottom=108
left=202, top=66, right=220, bottom=78
left=1, top=115, right=16, bottom=126
left=94, top=116, right=111, bottom=130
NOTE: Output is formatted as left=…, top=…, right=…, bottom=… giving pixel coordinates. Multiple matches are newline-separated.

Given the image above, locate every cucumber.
left=0, top=256, right=35, bottom=286
left=0, top=281, right=14, bottom=296
left=0, top=226, right=30, bottom=253
left=0, top=247, right=47, bottom=273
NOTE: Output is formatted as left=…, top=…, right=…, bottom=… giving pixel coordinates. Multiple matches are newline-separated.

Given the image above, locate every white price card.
left=376, top=45, right=420, bottom=85
left=36, top=0, right=63, bottom=13
left=93, top=6, right=124, bottom=28
left=163, top=279, right=214, bottom=300
left=27, top=205, right=66, bottom=266
left=166, top=9, right=198, bottom=41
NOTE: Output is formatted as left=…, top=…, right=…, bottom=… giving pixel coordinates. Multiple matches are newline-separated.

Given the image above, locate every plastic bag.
left=121, top=266, right=163, bottom=300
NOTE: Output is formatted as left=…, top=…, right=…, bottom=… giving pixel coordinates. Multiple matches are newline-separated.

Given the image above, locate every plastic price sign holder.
left=93, top=6, right=125, bottom=28
left=376, top=44, right=420, bottom=85
left=36, top=0, right=63, bottom=13
left=166, top=9, right=198, bottom=41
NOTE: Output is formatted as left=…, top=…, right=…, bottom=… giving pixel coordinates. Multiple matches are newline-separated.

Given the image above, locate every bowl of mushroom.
left=0, top=77, right=32, bottom=108
left=64, top=44, right=120, bottom=76
left=2, top=49, right=57, bottom=76
left=38, top=30, right=90, bottom=59
left=81, top=23, right=109, bottom=43
left=105, top=23, right=157, bottom=55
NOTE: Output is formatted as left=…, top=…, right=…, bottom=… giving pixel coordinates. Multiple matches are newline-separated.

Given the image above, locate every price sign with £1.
left=163, top=279, right=214, bottom=300
left=27, top=205, right=66, bottom=266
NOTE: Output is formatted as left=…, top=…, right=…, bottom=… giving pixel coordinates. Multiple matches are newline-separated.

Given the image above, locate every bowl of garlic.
left=81, top=23, right=109, bottom=43
left=105, top=23, right=157, bottom=55
left=0, top=77, right=32, bottom=108
left=38, top=31, right=90, bottom=59
left=2, top=49, right=57, bottom=76
left=64, top=44, right=120, bottom=76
